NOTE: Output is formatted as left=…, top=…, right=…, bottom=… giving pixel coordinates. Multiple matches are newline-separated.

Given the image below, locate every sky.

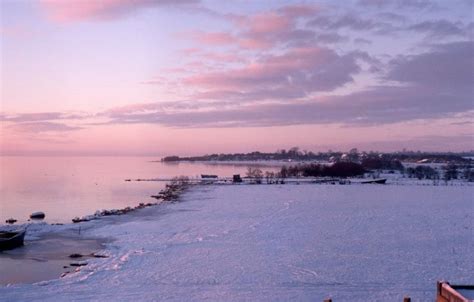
left=0, top=0, right=473, bottom=156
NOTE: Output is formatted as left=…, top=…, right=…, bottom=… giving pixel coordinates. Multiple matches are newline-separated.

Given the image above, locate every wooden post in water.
left=323, top=299, right=332, bottom=302
left=403, top=297, right=411, bottom=302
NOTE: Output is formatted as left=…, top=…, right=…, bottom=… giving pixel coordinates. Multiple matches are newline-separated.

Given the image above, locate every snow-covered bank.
left=0, top=181, right=189, bottom=285
left=1, top=184, right=472, bottom=301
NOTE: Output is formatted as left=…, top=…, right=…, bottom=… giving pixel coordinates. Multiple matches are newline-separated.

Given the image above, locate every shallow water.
left=0, top=233, right=107, bottom=285
left=0, top=156, right=279, bottom=224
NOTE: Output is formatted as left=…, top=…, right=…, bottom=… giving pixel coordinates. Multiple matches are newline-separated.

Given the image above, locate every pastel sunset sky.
left=1, top=0, right=473, bottom=156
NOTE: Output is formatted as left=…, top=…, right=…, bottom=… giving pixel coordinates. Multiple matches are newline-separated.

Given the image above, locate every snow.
left=1, top=184, right=472, bottom=301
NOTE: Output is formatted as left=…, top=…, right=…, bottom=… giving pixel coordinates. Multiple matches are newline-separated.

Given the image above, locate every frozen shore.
left=0, top=180, right=189, bottom=285
left=1, top=184, right=473, bottom=301
left=0, top=230, right=108, bottom=285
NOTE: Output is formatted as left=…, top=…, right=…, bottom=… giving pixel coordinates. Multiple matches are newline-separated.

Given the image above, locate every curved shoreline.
left=0, top=179, right=192, bottom=286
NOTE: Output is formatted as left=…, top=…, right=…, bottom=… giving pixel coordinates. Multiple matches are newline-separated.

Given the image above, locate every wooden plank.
left=437, top=281, right=471, bottom=302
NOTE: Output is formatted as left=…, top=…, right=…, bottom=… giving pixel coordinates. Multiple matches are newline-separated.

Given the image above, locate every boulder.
left=30, top=212, right=45, bottom=219
left=5, top=218, right=17, bottom=224
left=70, top=261, right=88, bottom=267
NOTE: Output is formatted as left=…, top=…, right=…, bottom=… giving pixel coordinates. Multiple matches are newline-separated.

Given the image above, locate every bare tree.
left=246, top=167, right=264, bottom=184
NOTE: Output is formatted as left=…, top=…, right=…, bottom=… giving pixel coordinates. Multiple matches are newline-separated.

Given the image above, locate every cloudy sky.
left=0, top=0, right=473, bottom=155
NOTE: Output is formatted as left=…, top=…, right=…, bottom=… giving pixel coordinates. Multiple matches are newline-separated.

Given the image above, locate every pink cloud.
left=0, top=112, right=88, bottom=122
left=240, top=12, right=291, bottom=34
left=277, top=4, right=320, bottom=18
left=146, top=50, right=243, bottom=80
left=7, top=122, right=82, bottom=133
left=179, top=48, right=201, bottom=55
left=237, top=5, right=319, bottom=34
left=183, top=4, right=322, bottom=50
left=237, top=37, right=273, bottom=49
left=192, top=31, right=236, bottom=45
left=40, top=0, right=198, bottom=23
left=233, top=11, right=306, bottom=49
left=198, top=52, right=242, bottom=63
left=184, top=46, right=360, bottom=95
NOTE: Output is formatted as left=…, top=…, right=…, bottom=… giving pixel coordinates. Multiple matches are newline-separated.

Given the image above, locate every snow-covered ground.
left=1, top=184, right=472, bottom=301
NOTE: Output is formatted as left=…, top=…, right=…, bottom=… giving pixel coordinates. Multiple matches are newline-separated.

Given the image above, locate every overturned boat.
left=361, top=178, right=387, bottom=184
left=0, top=229, right=26, bottom=251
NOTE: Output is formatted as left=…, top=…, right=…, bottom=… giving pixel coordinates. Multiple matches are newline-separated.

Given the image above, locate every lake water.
left=0, top=156, right=279, bottom=224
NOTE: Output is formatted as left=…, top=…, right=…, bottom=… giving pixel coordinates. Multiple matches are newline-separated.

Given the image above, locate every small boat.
left=361, top=178, right=387, bottom=184
left=201, top=174, right=218, bottom=179
left=0, top=229, right=26, bottom=251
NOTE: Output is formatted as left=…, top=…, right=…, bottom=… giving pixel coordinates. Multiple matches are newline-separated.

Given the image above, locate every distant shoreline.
left=160, top=150, right=473, bottom=164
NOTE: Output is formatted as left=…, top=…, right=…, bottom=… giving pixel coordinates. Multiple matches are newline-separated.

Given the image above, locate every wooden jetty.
left=125, top=177, right=368, bottom=185
left=436, top=281, right=474, bottom=302
left=323, top=281, right=474, bottom=301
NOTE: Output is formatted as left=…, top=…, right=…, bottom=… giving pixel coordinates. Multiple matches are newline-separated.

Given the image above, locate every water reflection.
left=0, top=156, right=280, bottom=223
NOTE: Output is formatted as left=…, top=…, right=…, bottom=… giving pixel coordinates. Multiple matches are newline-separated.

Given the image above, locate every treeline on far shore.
left=161, top=147, right=472, bottom=164
left=161, top=147, right=474, bottom=182
left=258, top=157, right=403, bottom=179
left=279, top=162, right=366, bottom=178
left=246, top=157, right=474, bottom=182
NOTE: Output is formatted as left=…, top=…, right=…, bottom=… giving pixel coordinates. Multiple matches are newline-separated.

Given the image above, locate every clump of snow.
left=1, top=184, right=472, bottom=301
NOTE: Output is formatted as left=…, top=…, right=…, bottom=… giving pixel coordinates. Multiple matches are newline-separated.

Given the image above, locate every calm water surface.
left=0, top=156, right=278, bottom=224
